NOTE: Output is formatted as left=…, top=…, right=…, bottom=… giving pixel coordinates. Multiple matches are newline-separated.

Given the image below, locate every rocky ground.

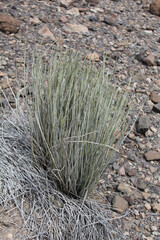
left=0, top=0, right=160, bottom=239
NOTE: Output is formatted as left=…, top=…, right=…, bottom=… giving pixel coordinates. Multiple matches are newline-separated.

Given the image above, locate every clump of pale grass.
left=29, top=50, right=131, bottom=198
left=0, top=49, right=132, bottom=239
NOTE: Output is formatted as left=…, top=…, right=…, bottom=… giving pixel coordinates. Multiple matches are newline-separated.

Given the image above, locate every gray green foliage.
left=29, top=50, right=130, bottom=198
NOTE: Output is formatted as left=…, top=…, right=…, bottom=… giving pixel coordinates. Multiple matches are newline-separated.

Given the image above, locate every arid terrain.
left=0, top=0, right=160, bottom=239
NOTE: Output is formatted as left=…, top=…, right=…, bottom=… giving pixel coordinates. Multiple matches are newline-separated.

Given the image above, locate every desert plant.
left=28, top=50, right=131, bottom=198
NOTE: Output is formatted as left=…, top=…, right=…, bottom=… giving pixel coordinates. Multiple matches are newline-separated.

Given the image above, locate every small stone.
left=145, top=202, right=151, bottom=210
left=152, top=203, right=160, bottom=213
left=143, top=54, right=156, bottom=66
left=134, top=70, right=146, bottom=82
left=118, top=166, right=126, bottom=176
left=153, top=102, right=160, bottom=113
left=150, top=126, right=157, bottom=133
left=67, top=8, right=80, bottom=16
left=30, top=16, right=41, bottom=25
left=137, top=180, right=147, bottom=191
left=139, top=143, right=146, bottom=150
left=38, top=26, right=55, bottom=41
left=149, top=166, right=157, bottom=173
left=103, top=15, right=117, bottom=27
left=128, top=133, right=134, bottom=139
left=86, top=52, right=100, bottom=62
left=112, top=163, right=119, bottom=171
left=0, top=13, right=20, bottom=33
left=117, top=183, right=132, bottom=195
left=137, top=116, right=150, bottom=134
left=86, top=0, right=99, bottom=4
left=63, top=23, right=89, bottom=34
left=140, top=212, right=145, bottom=219
left=89, top=15, right=99, bottom=21
left=146, top=142, right=152, bottom=149
left=7, top=233, right=13, bottom=239
left=149, top=0, right=160, bottom=16
left=60, top=16, right=68, bottom=23
left=144, top=151, right=160, bottom=161
left=150, top=92, right=160, bottom=103
left=0, top=71, right=6, bottom=77
left=151, top=226, right=158, bottom=231
left=60, top=0, right=73, bottom=8
left=126, top=168, right=136, bottom=177
left=145, top=129, right=153, bottom=137
left=127, top=150, right=137, bottom=161
left=1, top=76, right=13, bottom=89
left=142, top=192, right=151, bottom=200
left=112, top=195, right=128, bottom=214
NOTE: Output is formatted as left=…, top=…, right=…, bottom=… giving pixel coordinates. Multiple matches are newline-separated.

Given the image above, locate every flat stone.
left=63, top=23, right=89, bottom=34
left=150, top=92, right=160, bottom=103
left=126, top=168, right=136, bottom=177
left=67, top=8, right=80, bottom=16
left=38, top=26, right=55, bottom=41
left=153, top=102, right=160, bottom=113
left=137, top=116, right=150, bottom=134
left=144, top=151, right=160, bottom=161
left=112, top=195, right=128, bottom=214
left=137, top=180, right=147, bottom=191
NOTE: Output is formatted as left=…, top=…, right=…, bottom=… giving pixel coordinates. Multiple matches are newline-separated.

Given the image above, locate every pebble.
left=144, top=151, right=160, bottom=161
left=112, top=195, right=128, bottom=214
left=153, top=102, right=160, bottom=113
left=117, top=183, right=132, bottom=195
left=152, top=203, right=160, bottom=213
left=137, top=116, right=150, bottom=134
left=145, top=202, right=151, bottom=210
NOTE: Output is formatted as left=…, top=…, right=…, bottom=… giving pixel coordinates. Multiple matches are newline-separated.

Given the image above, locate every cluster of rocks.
left=0, top=0, right=160, bottom=239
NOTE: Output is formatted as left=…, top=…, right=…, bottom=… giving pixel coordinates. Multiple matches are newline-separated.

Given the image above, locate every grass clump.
left=29, top=50, right=131, bottom=199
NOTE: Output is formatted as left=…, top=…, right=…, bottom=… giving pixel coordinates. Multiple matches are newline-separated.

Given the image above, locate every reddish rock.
left=149, top=0, right=160, bottom=16
left=150, top=92, right=160, bottom=103
left=144, top=151, right=160, bottom=161
left=0, top=13, right=20, bottom=33
left=86, top=52, right=100, bottom=62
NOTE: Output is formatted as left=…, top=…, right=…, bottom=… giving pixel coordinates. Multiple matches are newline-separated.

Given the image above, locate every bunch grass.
left=28, top=50, right=131, bottom=198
